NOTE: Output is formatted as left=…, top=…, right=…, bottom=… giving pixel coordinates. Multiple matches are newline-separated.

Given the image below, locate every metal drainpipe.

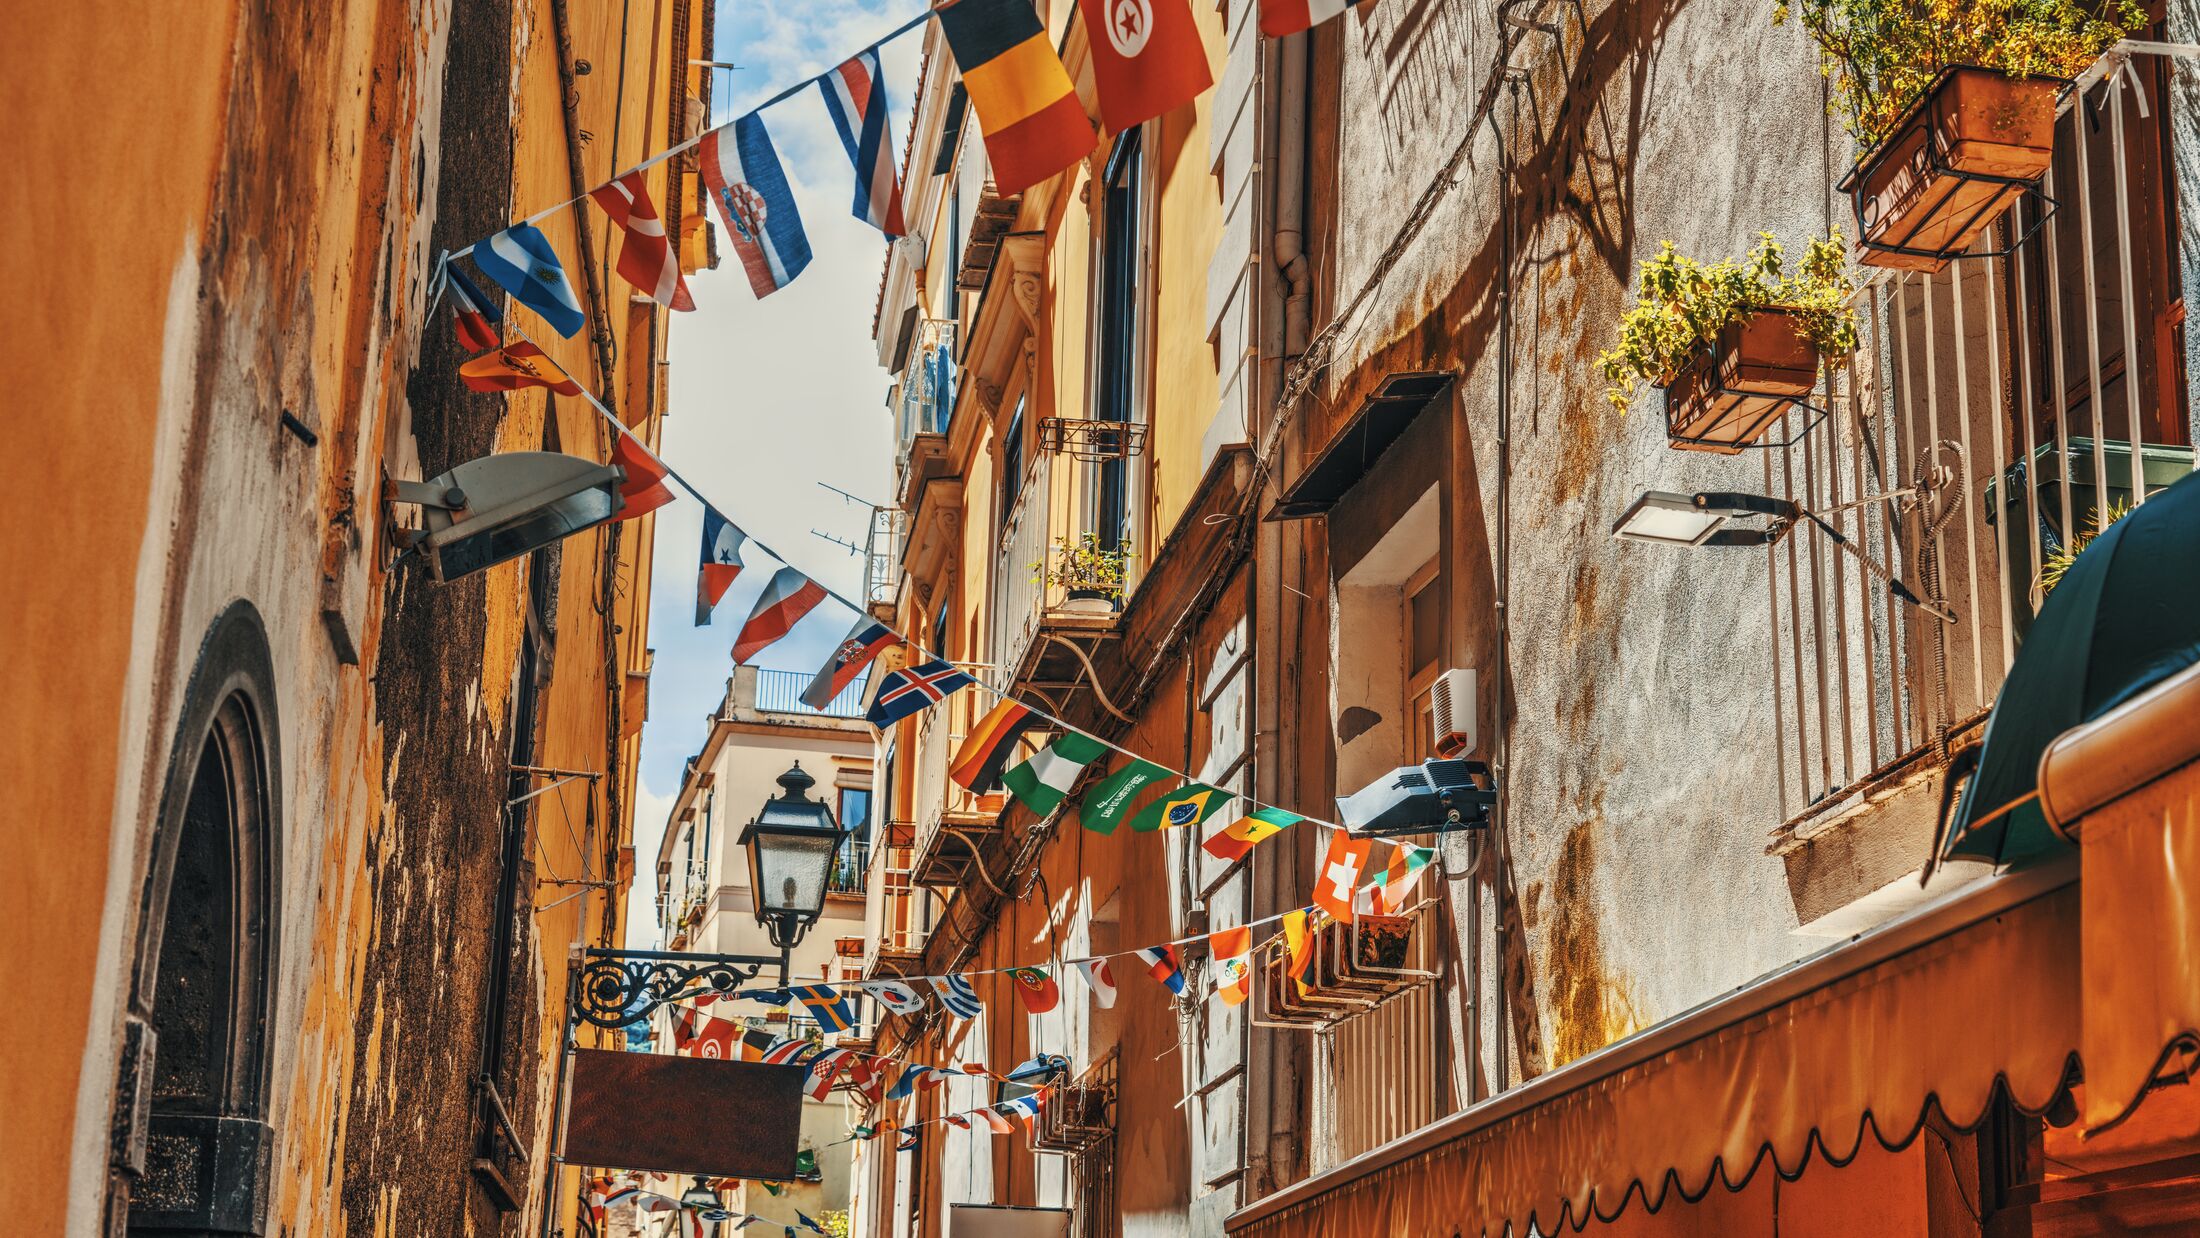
left=1483, top=68, right=1525, bottom=1095
left=1248, top=23, right=1311, bottom=1196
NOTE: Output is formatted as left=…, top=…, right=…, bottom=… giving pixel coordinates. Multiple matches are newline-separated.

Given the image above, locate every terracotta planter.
left=1661, top=308, right=1821, bottom=454
left=1844, top=66, right=2062, bottom=272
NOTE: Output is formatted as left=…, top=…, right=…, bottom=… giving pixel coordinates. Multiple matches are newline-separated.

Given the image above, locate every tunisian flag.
left=1076, top=0, right=1213, bottom=133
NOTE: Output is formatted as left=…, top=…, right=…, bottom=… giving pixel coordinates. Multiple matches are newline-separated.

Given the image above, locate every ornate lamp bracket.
left=574, top=948, right=783, bottom=1029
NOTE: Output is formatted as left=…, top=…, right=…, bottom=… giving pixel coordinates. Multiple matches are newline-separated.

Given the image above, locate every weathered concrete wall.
left=1308, top=0, right=1877, bottom=1077
left=4, top=0, right=682, bottom=1232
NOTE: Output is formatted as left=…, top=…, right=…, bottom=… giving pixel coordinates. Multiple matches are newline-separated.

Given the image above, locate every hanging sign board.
left=562, top=1049, right=803, bottom=1179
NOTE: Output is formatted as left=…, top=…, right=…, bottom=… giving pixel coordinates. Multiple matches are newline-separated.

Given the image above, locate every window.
left=1093, top=129, right=1145, bottom=553
left=839, top=786, right=873, bottom=838
left=1000, top=396, right=1027, bottom=533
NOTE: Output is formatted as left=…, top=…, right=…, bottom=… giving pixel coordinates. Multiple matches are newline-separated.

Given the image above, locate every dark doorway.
left=109, top=602, right=280, bottom=1236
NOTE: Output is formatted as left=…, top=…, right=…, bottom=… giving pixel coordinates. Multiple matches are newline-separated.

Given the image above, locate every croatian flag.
left=472, top=222, right=587, bottom=338
left=699, top=113, right=812, bottom=299
left=865, top=659, right=977, bottom=729
left=695, top=507, right=748, bottom=626
left=817, top=49, right=906, bottom=237
left=802, top=615, right=897, bottom=710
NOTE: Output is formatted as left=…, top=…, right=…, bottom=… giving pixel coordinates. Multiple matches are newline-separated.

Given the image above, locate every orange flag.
left=1313, top=831, right=1374, bottom=922
left=1208, top=926, right=1252, bottom=1006
left=459, top=342, right=582, bottom=395
left=610, top=431, right=675, bottom=520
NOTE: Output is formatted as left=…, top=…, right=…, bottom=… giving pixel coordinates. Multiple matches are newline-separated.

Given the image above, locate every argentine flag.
left=472, top=221, right=586, bottom=338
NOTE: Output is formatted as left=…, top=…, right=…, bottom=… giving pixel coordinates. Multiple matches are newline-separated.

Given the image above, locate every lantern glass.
left=737, top=762, right=845, bottom=932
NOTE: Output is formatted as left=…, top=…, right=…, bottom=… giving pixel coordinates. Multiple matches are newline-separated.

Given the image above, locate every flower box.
left=1661, top=309, right=1822, bottom=454
left=1842, top=66, right=2061, bottom=272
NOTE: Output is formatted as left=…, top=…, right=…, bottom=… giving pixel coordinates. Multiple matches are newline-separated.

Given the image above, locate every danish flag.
left=590, top=170, right=695, bottom=310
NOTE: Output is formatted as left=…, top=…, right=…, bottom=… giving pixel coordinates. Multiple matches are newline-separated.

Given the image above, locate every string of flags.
left=585, top=1174, right=832, bottom=1236
left=423, top=0, right=1435, bottom=874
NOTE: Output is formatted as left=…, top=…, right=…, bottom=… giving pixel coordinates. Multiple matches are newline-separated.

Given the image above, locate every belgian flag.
left=936, top=0, right=1095, bottom=195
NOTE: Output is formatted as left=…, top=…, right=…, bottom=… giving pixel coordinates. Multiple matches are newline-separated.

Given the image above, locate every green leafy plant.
left=1774, top=0, right=2144, bottom=149
left=1033, top=532, right=1133, bottom=600
left=2036, top=497, right=2131, bottom=597
left=1598, top=232, right=1860, bottom=414
left=821, top=1210, right=852, bottom=1238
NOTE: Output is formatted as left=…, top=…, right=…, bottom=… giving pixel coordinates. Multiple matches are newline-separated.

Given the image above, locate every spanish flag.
left=936, top=0, right=1095, bottom=196
left=950, top=698, right=1042, bottom=792
left=458, top=342, right=582, bottom=396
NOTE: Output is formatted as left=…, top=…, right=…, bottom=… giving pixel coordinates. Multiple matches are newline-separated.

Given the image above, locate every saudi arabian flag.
left=1001, top=731, right=1110, bottom=817
left=1127, top=783, right=1234, bottom=833
left=1078, top=758, right=1171, bottom=835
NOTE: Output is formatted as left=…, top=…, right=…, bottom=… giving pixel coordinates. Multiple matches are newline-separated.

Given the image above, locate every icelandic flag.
left=446, top=264, right=503, bottom=352
left=472, top=222, right=586, bottom=338
left=732, top=567, right=830, bottom=663
left=1136, top=945, right=1187, bottom=996
left=865, top=659, right=977, bottom=729
left=818, top=49, right=906, bottom=236
left=928, top=974, right=984, bottom=1020
left=699, top=113, right=812, bottom=299
left=803, top=616, right=897, bottom=710
left=695, top=508, right=748, bottom=625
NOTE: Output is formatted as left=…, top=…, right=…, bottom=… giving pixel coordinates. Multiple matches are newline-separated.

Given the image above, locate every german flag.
left=950, top=698, right=1042, bottom=792
left=936, top=0, right=1095, bottom=196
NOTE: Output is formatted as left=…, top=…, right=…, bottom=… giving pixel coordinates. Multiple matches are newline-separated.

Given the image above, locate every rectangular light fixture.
left=1611, top=490, right=1727, bottom=546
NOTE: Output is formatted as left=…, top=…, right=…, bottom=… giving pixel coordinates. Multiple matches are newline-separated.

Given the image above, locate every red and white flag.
left=695, top=507, right=747, bottom=625
left=1208, top=926, right=1252, bottom=1006
left=590, top=170, right=695, bottom=310
left=1259, top=0, right=1375, bottom=38
left=1072, top=957, right=1119, bottom=1008
left=1313, top=831, right=1374, bottom=922
left=611, top=431, right=676, bottom=521
left=732, top=567, right=830, bottom=663
left=1077, top=0, right=1213, bottom=133
left=671, top=1008, right=740, bottom=1059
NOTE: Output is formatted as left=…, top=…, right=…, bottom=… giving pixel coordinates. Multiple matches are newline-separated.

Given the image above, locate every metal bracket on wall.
left=573, top=948, right=784, bottom=1029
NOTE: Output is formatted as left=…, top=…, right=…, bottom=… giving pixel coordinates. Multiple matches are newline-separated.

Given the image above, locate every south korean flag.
left=854, top=979, right=927, bottom=1017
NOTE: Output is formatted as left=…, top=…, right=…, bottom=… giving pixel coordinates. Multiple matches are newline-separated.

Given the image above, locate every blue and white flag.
left=818, top=49, right=906, bottom=236
left=699, top=113, right=812, bottom=299
left=928, top=974, right=984, bottom=1020
left=865, top=658, right=977, bottom=729
left=789, top=983, right=857, bottom=1034
left=472, top=222, right=586, bottom=338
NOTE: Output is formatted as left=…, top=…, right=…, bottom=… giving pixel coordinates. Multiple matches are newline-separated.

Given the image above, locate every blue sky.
left=626, top=0, right=924, bottom=932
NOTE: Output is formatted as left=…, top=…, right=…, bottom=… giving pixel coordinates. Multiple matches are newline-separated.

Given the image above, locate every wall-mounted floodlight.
left=1612, top=487, right=1954, bottom=621
left=386, top=451, right=625, bottom=582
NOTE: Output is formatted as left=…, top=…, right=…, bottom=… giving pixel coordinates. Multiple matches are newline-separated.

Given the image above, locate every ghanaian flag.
left=950, top=698, right=1041, bottom=792
left=936, top=0, right=1095, bottom=196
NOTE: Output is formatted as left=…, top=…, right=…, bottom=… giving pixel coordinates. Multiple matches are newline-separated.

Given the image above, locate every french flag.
left=699, top=113, right=812, bottom=299
left=817, top=49, right=906, bottom=237
left=1136, top=945, right=1187, bottom=996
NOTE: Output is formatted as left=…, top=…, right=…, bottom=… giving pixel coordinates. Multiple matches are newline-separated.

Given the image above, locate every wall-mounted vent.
left=1428, top=668, right=1476, bottom=757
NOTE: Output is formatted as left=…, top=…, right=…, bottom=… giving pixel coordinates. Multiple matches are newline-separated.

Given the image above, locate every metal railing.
left=828, top=840, right=870, bottom=896
left=750, top=667, right=869, bottom=718
left=991, top=449, right=1057, bottom=680
left=862, top=505, right=905, bottom=610
left=1767, top=56, right=2194, bottom=824
left=893, top=318, right=958, bottom=461
left=909, top=700, right=985, bottom=870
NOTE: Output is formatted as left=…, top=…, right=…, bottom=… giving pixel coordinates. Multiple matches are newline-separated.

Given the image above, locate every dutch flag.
left=818, top=49, right=906, bottom=237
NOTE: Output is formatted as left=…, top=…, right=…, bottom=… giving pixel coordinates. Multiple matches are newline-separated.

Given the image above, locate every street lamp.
left=737, top=763, right=848, bottom=985
left=679, top=1177, right=720, bottom=1210
left=1612, top=488, right=1954, bottom=620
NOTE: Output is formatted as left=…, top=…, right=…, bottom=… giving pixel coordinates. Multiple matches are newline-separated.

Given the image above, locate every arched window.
left=109, top=602, right=279, bottom=1236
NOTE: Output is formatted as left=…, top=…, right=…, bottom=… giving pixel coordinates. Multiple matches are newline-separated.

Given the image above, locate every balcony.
left=859, top=818, right=929, bottom=983
left=1764, top=57, right=2194, bottom=840
left=893, top=318, right=957, bottom=479
left=908, top=699, right=1004, bottom=888
left=749, top=667, right=868, bottom=719
left=827, top=838, right=869, bottom=898
left=989, top=447, right=1126, bottom=695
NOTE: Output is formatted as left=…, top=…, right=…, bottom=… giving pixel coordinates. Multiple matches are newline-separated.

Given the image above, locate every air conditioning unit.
left=1427, top=668, right=1477, bottom=757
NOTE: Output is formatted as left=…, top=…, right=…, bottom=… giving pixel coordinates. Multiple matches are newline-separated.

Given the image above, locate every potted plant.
left=1778, top=0, right=2144, bottom=270
left=1035, top=532, right=1131, bottom=615
left=1599, top=233, right=1859, bottom=454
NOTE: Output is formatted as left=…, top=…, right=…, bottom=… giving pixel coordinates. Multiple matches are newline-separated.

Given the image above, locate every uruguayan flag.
left=928, top=973, right=984, bottom=1020
left=472, top=222, right=586, bottom=338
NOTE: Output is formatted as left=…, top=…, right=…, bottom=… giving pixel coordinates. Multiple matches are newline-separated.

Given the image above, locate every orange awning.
left=1226, top=862, right=2083, bottom=1238
left=2081, top=757, right=2200, bottom=1128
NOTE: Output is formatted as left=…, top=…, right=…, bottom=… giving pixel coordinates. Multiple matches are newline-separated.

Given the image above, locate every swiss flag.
left=1312, top=831, right=1374, bottom=922
left=1077, top=0, right=1213, bottom=133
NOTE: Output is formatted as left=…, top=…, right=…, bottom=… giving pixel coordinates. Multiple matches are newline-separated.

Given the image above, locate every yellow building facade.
left=1, top=0, right=705, bottom=1231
